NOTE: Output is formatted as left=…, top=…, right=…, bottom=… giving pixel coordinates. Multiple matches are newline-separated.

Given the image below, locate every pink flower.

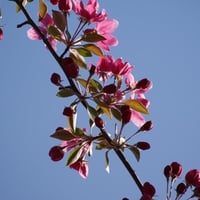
left=96, top=19, right=119, bottom=51
left=73, top=0, right=107, bottom=22
left=96, top=55, right=113, bottom=81
left=69, top=160, right=89, bottom=178
left=27, top=13, right=57, bottom=51
left=112, top=58, right=133, bottom=76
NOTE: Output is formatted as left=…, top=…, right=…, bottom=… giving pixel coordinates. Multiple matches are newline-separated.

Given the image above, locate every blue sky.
left=1, top=0, right=200, bottom=199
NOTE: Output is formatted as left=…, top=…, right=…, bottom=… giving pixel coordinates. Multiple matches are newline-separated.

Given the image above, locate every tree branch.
left=14, top=0, right=143, bottom=194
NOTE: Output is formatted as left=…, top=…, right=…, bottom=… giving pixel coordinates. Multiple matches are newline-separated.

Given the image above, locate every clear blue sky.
left=1, top=1, right=200, bottom=199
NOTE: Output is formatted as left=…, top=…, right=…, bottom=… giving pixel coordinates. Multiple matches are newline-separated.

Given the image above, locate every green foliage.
left=52, top=10, right=66, bottom=33
left=124, top=99, right=149, bottom=114
left=82, top=32, right=106, bottom=42
left=128, top=146, right=140, bottom=162
left=50, top=129, right=75, bottom=141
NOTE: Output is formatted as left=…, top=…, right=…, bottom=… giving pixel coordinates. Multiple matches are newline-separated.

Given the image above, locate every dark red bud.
left=176, top=183, right=187, bottom=195
left=103, top=84, right=117, bottom=94
left=142, top=182, right=156, bottom=197
left=94, top=117, right=105, bottom=128
left=136, top=142, right=150, bottom=150
left=121, top=105, right=132, bottom=124
left=171, top=162, right=182, bottom=178
left=0, top=28, right=3, bottom=40
left=58, top=0, right=71, bottom=11
left=136, top=78, right=151, bottom=90
left=50, top=0, right=58, bottom=5
left=89, top=64, right=96, bottom=75
left=62, top=57, right=79, bottom=79
left=193, top=187, right=200, bottom=198
left=185, top=169, right=200, bottom=187
left=163, top=165, right=172, bottom=179
left=139, top=121, right=153, bottom=132
left=63, top=107, right=74, bottom=116
left=51, top=73, right=61, bottom=86
left=49, top=146, right=64, bottom=161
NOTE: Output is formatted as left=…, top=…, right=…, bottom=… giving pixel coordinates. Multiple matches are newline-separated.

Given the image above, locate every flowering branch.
left=13, top=0, right=144, bottom=194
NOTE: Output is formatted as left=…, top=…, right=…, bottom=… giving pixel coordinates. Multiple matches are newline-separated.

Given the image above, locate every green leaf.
left=66, top=146, right=83, bottom=166
left=50, top=129, right=75, bottom=141
left=89, top=79, right=103, bottom=91
left=70, top=50, right=87, bottom=69
left=82, top=32, right=106, bottom=42
left=87, top=105, right=98, bottom=121
left=111, top=107, right=121, bottom=121
left=52, top=10, right=66, bottom=32
left=39, top=0, right=47, bottom=21
left=56, top=87, right=75, bottom=98
left=75, top=48, right=92, bottom=57
left=67, top=111, right=77, bottom=133
left=105, top=151, right=110, bottom=173
left=123, top=99, right=149, bottom=114
left=16, top=0, right=28, bottom=12
left=84, top=44, right=104, bottom=57
left=74, top=128, right=85, bottom=136
left=48, top=25, right=62, bottom=40
left=129, top=146, right=140, bottom=162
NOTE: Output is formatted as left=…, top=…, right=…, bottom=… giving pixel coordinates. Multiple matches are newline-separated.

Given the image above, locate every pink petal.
left=131, top=110, right=146, bottom=127
left=27, top=28, right=41, bottom=40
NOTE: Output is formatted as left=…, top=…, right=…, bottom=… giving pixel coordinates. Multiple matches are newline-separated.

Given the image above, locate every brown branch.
left=13, top=0, right=144, bottom=194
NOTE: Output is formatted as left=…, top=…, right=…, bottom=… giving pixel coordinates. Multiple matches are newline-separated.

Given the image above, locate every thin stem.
left=14, top=0, right=144, bottom=194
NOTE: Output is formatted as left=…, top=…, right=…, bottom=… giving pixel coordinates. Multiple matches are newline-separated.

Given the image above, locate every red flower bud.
left=63, top=107, right=74, bottom=116
left=139, top=121, right=153, bottom=132
left=0, top=28, right=3, bottom=40
left=103, top=84, right=117, bottom=94
left=185, top=169, right=200, bottom=187
left=171, top=162, right=182, bottom=179
left=136, top=142, right=150, bottom=150
left=136, top=78, right=151, bottom=90
left=142, top=182, right=156, bottom=198
left=140, top=194, right=152, bottom=200
left=121, top=105, right=132, bottom=124
left=89, top=64, right=96, bottom=75
left=50, top=0, right=58, bottom=5
left=163, top=165, right=172, bottom=180
left=62, top=57, right=79, bottom=79
left=58, top=0, right=72, bottom=12
left=94, top=117, right=105, bottom=128
left=49, top=146, right=64, bottom=161
left=176, top=183, right=187, bottom=195
left=51, top=73, right=61, bottom=86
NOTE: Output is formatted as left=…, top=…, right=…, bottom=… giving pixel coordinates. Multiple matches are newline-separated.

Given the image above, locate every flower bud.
left=103, top=84, right=117, bottom=94
left=50, top=0, right=58, bottom=5
left=185, top=169, right=200, bottom=187
left=121, top=105, right=132, bottom=124
left=49, top=146, right=64, bottom=161
left=0, top=28, right=3, bottom=40
left=63, top=107, right=74, bottom=117
left=62, top=57, right=79, bottom=79
left=94, top=117, right=105, bottom=129
left=193, top=187, right=200, bottom=198
left=176, top=183, right=187, bottom=195
left=139, top=121, right=153, bottom=132
left=136, top=142, right=150, bottom=150
left=50, top=73, right=61, bottom=86
left=89, top=64, right=96, bottom=75
left=171, top=162, right=182, bottom=179
left=58, top=0, right=72, bottom=12
left=163, top=165, right=172, bottom=180
left=136, top=78, right=151, bottom=90
left=142, top=182, right=156, bottom=198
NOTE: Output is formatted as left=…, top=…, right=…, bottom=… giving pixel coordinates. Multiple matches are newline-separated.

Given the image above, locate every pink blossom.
left=73, top=0, right=107, bottom=22
left=27, top=13, right=57, bottom=51
left=112, top=58, right=133, bottom=76
left=96, top=19, right=119, bottom=51
left=61, top=138, right=83, bottom=152
left=69, top=160, right=89, bottom=178
left=96, top=55, right=114, bottom=81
